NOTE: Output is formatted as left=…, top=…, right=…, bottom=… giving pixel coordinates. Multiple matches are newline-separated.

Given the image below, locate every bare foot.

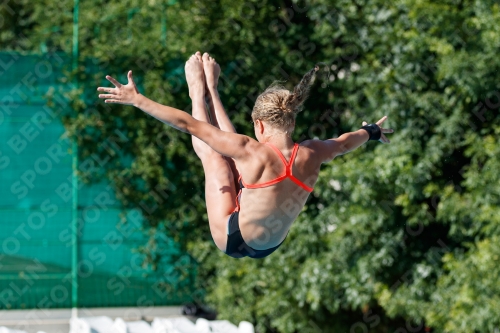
left=193, top=51, right=211, bottom=102
left=202, top=52, right=220, bottom=92
left=185, top=53, right=205, bottom=99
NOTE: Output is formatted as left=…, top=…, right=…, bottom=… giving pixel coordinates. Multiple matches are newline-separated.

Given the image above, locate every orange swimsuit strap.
left=242, top=142, right=313, bottom=192
left=233, top=142, right=314, bottom=212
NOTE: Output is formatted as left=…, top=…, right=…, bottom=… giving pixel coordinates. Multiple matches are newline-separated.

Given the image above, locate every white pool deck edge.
left=0, top=306, right=185, bottom=324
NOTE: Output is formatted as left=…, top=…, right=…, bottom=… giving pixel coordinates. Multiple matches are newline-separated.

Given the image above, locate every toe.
left=202, top=52, right=210, bottom=61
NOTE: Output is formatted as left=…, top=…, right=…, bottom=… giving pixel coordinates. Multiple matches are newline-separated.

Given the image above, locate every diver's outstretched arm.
left=97, top=71, right=189, bottom=128
left=306, top=116, right=394, bottom=164
left=97, top=71, right=255, bottom=161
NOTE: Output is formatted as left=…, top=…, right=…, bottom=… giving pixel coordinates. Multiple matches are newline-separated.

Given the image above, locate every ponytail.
left=251, top=64, right=320, bottom=131
left=285, top=64, right=320, bottom=113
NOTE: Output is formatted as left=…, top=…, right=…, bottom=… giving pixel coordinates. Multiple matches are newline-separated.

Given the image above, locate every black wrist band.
left=361, top=124, right=381, bottom=141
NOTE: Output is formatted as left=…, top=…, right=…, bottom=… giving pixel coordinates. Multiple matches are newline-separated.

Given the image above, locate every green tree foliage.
left=4, top=0, right=500, bottom=332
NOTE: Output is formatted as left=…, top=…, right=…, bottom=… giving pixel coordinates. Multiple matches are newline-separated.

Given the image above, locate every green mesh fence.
left=0, top=52, right=197, bottom=309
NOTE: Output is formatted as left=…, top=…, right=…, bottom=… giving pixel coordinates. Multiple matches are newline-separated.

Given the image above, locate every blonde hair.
left=251, top=65, right=319, bottom=132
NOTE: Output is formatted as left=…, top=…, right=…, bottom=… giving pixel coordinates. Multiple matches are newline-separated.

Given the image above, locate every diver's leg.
left=202, top=52, right=236, bottom=133
left=201, top=52, right=240, bottom=186
left=186, top=53, right=237, bottom=252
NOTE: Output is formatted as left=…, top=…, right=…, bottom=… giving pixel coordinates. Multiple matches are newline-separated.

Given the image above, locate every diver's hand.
left=362, top=116, right=393, bottom=143
left=97, top=70, right=141, bottom=106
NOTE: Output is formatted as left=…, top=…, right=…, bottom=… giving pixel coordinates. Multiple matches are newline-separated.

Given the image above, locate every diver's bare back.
left=234, top=139, right=322, bottom=250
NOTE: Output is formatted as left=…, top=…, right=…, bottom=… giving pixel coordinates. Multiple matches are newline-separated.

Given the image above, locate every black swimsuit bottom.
left=225, top=211, right=287, bottom=259
left=224, top=180, right=288, bottom=259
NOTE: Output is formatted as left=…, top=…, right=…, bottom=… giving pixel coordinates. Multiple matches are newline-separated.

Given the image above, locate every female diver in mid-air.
left=97, top=51, right=393, bottom=259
